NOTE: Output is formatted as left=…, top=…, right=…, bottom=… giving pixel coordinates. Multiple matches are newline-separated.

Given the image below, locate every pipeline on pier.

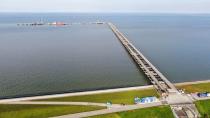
left=108, top=23, right=178, bottom=95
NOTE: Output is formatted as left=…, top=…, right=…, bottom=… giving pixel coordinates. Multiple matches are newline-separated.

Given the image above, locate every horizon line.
left=1, top=11, right=210, bottom=14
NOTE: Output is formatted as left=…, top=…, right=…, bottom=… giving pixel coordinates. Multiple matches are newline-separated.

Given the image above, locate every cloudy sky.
left=1, top=0, right=210, bottom=13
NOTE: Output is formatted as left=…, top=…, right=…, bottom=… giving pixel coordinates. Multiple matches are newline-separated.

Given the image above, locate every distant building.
left=197, top=92, right=210, bottom=97
left=134, top=96, right=158, bottom=104
left=49, top=22, right=67, bottom=26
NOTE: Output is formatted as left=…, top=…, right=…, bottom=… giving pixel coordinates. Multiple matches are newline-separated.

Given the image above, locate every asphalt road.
left=51, top=102, right=162, bottom=118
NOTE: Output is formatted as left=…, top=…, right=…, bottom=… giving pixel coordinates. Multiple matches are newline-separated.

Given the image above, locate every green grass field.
left=38, top=88, right=158, bottom=105
left=37, top=82, right=210, bottom=105
left=177, top=82, right=210, bottom=93
left=195, top=99, right=210, bottom=118
left=89, top=106, right=174, bottom=118
left=0, top=104, right=104, bottom=118
left=2, top=82, right=209, bottom=118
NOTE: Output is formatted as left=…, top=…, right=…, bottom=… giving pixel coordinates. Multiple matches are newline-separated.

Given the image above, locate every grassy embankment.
left=89, top=106, right=174, bottom=118
left=38, top=82, right=210, bottom=105
left=38, top=88, right=158, bottom=105
left=177, top=82, right=210, bottom=93
left=2, top=82, right=208, bottom=118
left=89, top=99, right=210, bottom=118
left=0, top=104, right=104, bottom=118
left=195, top=99, right=210, bottom=118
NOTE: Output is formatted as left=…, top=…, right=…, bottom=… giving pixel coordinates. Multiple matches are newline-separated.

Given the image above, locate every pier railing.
left=108, top=23, right=178, bottom=95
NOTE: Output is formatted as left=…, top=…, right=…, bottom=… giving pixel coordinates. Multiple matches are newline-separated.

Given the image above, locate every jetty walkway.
left=108, top=23, right=177, bottom=95
left=108, top=23, right=200, bottom=118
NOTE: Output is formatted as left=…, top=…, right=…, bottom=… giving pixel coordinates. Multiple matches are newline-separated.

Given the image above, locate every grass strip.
left=0, top=104, right=104, bottom=118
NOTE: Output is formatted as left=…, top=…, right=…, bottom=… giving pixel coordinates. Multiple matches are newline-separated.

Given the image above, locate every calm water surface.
left=0, top=13, right=210, bottom=98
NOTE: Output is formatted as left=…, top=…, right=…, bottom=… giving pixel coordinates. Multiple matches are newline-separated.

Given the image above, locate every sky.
left=0, top=0, right=210, bottom=13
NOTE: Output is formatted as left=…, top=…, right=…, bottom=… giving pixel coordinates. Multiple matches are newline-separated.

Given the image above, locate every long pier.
left=108, top=23, right=177, bottom=95
left=108, top=23, right=200, bottom=118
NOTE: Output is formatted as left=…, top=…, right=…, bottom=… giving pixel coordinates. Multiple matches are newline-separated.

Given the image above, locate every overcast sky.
left=1, top=0, right=210, bottom=13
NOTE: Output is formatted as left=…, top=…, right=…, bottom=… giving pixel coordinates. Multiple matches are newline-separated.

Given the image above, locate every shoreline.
left=0, top=79, right=209, bottom=103
left=174, top=79, right=210, bottom=86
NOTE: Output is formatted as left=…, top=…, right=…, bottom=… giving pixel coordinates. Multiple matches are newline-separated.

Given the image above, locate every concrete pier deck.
left=108, top=23, right=177, bottom=95
left=108, top=22, right=200, bottom=118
